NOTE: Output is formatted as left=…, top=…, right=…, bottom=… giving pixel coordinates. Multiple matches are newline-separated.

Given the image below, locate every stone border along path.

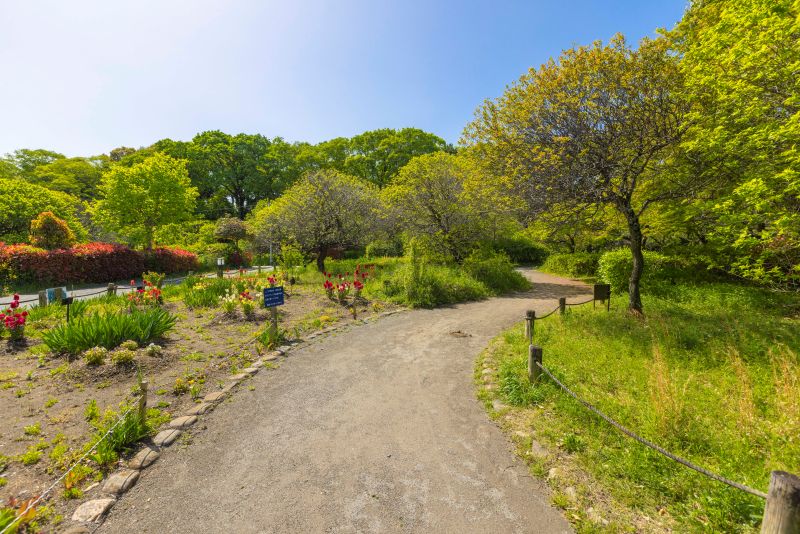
left=60, top=309, right=404, bottom=533
left=63, top=270, right=586, bottom=533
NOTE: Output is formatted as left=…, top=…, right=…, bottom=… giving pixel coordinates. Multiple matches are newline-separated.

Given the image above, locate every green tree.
left=383, top=152, right=503, bottom=261
left=670, top=0, right=800, bottom=287
left=29, top=211, right=76, bottom=250
left=2, top=149, right=65, bottom=177
left=345, top=128, right=451, bottom=187
left=466, top=35, right=690, bottom=313
left=250, top=170, right=379, bottom=272
left=29, top=156, right=106, bottom=199
left=90, top=154, right=198, bottom=249
left=0, top=178, right=87, bottom=243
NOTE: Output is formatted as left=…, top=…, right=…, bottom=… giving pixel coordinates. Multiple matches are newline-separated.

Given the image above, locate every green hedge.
left=597, top=249, right=691, bottom=292
left=463, top=250, right=531, bottom=293
left=491, top=236, right=549, bottom=265
left=540, top=252, right=600, bottom=278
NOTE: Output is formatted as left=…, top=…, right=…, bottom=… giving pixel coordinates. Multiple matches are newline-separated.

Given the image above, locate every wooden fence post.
left=138, top=380, right=148, bottom=421
left=528, top=345, right=542, bottom=383
left=525, top=310, right=535, bottom=344
left=107, top=283, right=116, bottom=296
left=559, top=297, right=566, bottom=315
left=38, top=291, right=47, bottom=307
left=761, top=471, right=800, bottom=534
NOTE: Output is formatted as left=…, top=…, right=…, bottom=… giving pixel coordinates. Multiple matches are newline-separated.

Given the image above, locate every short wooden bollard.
left=138, top=380, right=148, bottom=421
left=528, top=345, right=543, bottom=383
left=559, top=297, right=566, bottom=315
left=107, top=283, right=116, bottom=296
left=38, top=291, right=47, bottom=307
left=525, top=310, right=535, bottom=344
left=761, top=471, right=800, bottom=534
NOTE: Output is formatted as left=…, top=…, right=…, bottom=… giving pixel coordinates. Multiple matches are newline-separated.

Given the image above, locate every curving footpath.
left=97, top=270, right=589, bottom=534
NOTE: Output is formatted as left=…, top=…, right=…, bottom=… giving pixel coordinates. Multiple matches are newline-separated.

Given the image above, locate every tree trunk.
left=623, top=208, right=645, bottom=314
left=316, top=248, right=326, bottom=273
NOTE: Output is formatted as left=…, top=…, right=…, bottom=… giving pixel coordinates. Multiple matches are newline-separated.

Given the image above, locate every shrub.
left=29, top=211, right=76, bottom=250
left=491, top=236, right=550, bottom=265
left=141, top=247, right=199, bottom=274
left=119, top=340, right=138, bottom=351
left=83, top=346, right=108, bottom=366
left=0, top=178, right=87, bottom=244
left=111, top=348, right=136, bottom=365
left=597, top=249, right=689, bottom=292
left=41, top=308, right=177, bottom=356
left=541, top=252, right=600, bottom=278
left=381, top=262, right=489, bottom=308
left=144, top=343, right=163, bottom=357
left=365, top=239, right=403, bottom=258
left=463, top=250, right=531, bottom=293
left=0, top=243, right=198, bottom=285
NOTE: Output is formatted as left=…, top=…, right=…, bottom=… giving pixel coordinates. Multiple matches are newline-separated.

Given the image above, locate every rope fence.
left=520, top=284, right=800, bottom=531
left=0, top=394, right=144, bottom=534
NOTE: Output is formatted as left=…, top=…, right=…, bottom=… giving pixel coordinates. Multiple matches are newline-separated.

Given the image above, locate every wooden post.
left=528, top=345, right=543, bottom=383
left=38, top=291, right=47, bottom=307
left=761, top=471, right=800, bottom=534
left=217, top=267, right=224, bottom=279
left=270, top=306, right=278, bottom=337
left=559, top=297, right=566, bottom=315
left=525, top=310, right=535, bottom=344
left=138, top=380, right=148, bottom=421
left=107, top=283, right=116, bottom=296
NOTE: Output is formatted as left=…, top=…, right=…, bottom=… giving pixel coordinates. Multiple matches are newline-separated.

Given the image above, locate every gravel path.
left=98, top=270, right=589, bottom=534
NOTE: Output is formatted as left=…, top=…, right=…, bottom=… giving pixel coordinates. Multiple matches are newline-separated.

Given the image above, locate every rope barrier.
left=534, top=361, right=768, bottom=499
left=535, top=306, right=561, bottom=320
left=0, top=399, right=142, bottom=534
left=564, top=297, right=594, bottom=307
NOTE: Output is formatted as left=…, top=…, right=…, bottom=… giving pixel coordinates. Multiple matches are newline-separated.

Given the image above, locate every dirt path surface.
left=98, top=270, right=589, bottom=534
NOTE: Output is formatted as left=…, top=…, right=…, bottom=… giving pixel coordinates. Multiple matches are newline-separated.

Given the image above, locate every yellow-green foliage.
left=489, top=282, right=800, bottom=532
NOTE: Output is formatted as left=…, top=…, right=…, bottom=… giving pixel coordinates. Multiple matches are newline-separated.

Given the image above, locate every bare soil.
left=0, top=281, right=394, bottom=528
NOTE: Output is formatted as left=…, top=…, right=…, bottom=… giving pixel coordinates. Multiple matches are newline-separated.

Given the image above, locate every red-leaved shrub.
left=0, top=243, right=199, bottom=285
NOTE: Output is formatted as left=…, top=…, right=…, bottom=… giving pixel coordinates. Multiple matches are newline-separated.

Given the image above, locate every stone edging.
left=61, top=308, right=406, bottom=532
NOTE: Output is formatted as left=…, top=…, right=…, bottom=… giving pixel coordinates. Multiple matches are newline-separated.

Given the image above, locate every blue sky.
left=0, top=0, right=687, bottom=157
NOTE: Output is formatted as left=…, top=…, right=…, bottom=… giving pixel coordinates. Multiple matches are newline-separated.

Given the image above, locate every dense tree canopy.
left=90, top=154, right=198, bottom=249
left=669, top=0, right=800, bottom=287
left=249, top=170, right=379, bottom=272
left=466, top=35, right=690, bottom=312
left=0, top=178, right=87, bottom=244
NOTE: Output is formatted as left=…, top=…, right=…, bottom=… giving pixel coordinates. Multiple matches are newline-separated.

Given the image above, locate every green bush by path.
left=491, top=236, right=549, bottom=265
left=42, top=308, right=176, bottom=355
left=484, top=282, right=800, bottom=532
left=463, top=250, right=531, bottom=294
left=380, top=262, right=489, bottom=308
left=597, top=248, right=710, bottom=292
left=540, top=252, right=600, bottom=278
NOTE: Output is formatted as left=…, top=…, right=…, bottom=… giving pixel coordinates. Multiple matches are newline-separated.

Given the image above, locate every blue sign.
left=46, top=287, right=68, bottom=304
left=263, top=286, right=284, bottom=307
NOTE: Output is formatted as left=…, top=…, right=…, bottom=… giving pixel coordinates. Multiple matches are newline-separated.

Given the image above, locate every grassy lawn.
left=477, top=282, right=800, bottom=532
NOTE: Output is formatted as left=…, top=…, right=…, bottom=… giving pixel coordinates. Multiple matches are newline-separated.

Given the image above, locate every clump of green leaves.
left=42, top=308, right=176, bottom=356
left=23, top=423, right=41, bottom=436
left=110, top=348, right=136, bottom=366
left=83, top=346, right=108, bottom=366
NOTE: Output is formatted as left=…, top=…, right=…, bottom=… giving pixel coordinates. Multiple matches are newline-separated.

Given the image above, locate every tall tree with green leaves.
left=90, top=153, right=198, bottom=249
left=670, top=0, right=800, bottom=287
left=466, top=35, right=690, bottom=313
left=249, top=170, right=379, bottom=272
left=29, top=156, right=106, bottom=200
left=0, top=178, right=87, bottom=244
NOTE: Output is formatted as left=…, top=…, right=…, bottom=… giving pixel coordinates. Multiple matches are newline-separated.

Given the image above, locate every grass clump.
left=42, top=308, right=176, bottom=356
left=463, top=249, right=531, bottom=294
left=486, top=281, right=800, bottom=532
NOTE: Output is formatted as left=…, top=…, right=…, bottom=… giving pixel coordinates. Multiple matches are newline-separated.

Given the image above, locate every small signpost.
left=263, top=286, right=285, bottom=336
left=593, top=283, right=611, bottom=311
left=61, top=296, right=74, bottom=323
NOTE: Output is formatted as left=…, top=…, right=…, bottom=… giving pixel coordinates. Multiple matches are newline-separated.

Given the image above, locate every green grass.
left=41, top=308, right=177, bottom=356
left=485, top=281, right=800, bottom=532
